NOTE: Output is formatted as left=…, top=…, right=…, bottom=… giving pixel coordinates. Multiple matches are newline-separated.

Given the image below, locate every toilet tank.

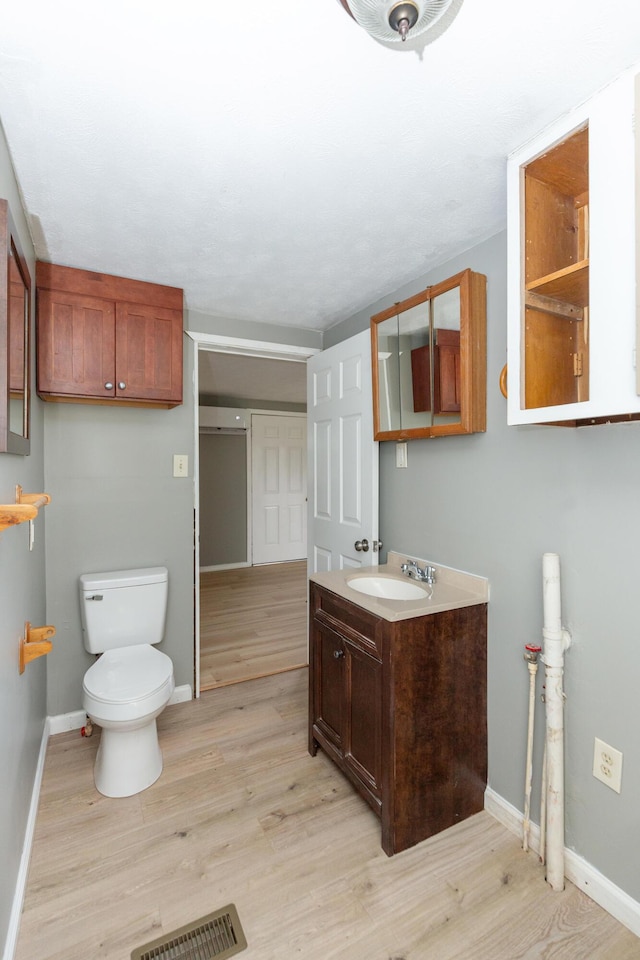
left=79, top=567, right=168, bottom=653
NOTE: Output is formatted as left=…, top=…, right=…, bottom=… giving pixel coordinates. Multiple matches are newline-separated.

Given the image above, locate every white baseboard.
left=47, top=684, right=193, bottom=735
left=485, top=786, right=640, bottom=938
left=200, top=562, right=249, bottom=572
left=47, top=709, right=87, bottom=736
left=169, top=684, right=192, bottom=705
left=3, top=722, right=48, bottom=960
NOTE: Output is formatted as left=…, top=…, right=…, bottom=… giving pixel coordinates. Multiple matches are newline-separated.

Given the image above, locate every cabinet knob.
left=118, top=382, right=126, bottom=390
left=333, top=649, right=344, bottom=659
left=354, top=539, right=369, bottom=552
left=104, top=382, right=114, bottom=390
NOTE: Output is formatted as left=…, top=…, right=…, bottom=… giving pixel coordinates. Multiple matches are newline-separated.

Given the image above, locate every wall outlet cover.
left=593, top=737, right=623, bottom=793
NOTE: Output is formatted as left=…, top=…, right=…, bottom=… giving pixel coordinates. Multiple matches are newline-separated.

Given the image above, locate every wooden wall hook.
left=19, top=622, right=56, bottom=674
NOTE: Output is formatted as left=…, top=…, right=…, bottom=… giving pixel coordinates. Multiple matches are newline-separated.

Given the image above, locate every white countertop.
left=309, top=551, right=489, bottom=623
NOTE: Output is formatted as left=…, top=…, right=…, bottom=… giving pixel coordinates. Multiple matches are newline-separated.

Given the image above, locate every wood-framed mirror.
left=0, top=198, right=31, bottom=455
left=371, top=268, right=487, bottom=441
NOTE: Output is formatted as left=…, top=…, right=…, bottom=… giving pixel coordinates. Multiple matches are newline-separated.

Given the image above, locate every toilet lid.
left=83, top=644, right=173, bottom=704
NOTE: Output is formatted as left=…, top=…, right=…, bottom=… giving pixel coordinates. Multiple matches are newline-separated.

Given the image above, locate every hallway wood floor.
left=199, top=561, right=307, bottom=690
left=15, top=669, right=640, bottom=960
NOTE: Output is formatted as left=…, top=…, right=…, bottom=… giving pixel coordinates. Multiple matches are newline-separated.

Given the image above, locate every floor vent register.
left=131, top=904, right=247, bottom=960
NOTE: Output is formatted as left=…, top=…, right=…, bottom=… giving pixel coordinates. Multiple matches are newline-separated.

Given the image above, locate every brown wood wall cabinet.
left=371, top=268, right=486, bottom=441
left=36, top=263, right=183, bottom=407
left=308, top=581, right=488, bottom=856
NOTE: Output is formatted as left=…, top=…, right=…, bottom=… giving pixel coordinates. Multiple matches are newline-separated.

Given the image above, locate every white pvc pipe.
left=541, top=552, right=571, bottom=892
left=522, top=647, right=540, bottom=853
left=539, top=739, right=547, bottom=866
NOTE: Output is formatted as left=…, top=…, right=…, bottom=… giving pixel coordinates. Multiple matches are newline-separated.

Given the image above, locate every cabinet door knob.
left=118, top=381, right=126, bottom=390
left=333, top=648, right=344, bottom=659
left=354, top=539, right=369, bottom=552
left=104, top=382, right=114, bottom=390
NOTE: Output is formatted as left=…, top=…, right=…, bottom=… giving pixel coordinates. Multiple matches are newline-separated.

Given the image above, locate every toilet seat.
left=83, top=644, right=174, bottom=723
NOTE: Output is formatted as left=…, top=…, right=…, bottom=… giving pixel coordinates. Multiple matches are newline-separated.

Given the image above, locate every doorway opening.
left=191, top=333, right=318, bottom=696
left=199, top=559, right=307, bottom=689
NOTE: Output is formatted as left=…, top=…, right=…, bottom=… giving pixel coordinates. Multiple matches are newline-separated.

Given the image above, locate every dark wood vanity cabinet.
left=308, top=581, right=487, bottom=856
left=36, top=263, right=183, bottom=408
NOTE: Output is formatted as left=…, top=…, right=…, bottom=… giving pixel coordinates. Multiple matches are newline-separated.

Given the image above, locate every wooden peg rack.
left=0, top=485, right=51, bottom=532
left=19, top=622, right=56, bottom=674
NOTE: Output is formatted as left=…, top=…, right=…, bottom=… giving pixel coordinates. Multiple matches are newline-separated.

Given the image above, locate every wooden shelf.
left=0, top=484, right=51, bottom=532
left=19, top=621, right=56, bottom=674
left=526, top=260, right=589, bottom=308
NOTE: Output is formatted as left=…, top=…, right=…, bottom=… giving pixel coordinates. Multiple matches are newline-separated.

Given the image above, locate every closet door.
left=251, top=413, right=306, bottom=565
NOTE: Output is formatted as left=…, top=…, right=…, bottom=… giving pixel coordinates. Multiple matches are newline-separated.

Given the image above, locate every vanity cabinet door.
left=311, top=620, right=346, bottom=753
left=342, top=637, right=382, bottom=803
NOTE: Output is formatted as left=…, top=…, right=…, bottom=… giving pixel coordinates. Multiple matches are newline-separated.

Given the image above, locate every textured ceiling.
left=1, top=1, right=640, bottom=333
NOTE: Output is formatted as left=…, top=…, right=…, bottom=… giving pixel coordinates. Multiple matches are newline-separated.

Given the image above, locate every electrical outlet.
left=593, top=737, right=623, bottom=793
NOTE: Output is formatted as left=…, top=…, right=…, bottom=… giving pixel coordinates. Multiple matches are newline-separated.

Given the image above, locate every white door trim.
left=190, top=332, right=319, bottom=698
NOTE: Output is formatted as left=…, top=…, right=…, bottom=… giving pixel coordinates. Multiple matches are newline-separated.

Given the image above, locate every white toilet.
left=79, top=566, right=175, bottom=798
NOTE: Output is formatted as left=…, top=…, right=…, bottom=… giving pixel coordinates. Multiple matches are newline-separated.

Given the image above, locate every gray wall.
left=43, top=317, right=321, bottom=717
left=327, top=230, right=640, bottom=904
left=43, top=376, right=196, bottom=714
left=199, top=433, right=248, bottom=567
left=0, top=124, right=47, bottom=955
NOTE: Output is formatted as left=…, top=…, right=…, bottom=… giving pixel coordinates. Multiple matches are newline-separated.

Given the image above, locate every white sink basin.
left=347, top=575, right=431, bottom=601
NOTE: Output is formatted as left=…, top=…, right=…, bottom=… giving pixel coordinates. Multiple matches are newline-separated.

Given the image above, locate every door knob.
left=372, top=540, right=383, bottom=552
left=333, top=649, right=344, bottom=659
left=354, top=539, right=370, bottom=552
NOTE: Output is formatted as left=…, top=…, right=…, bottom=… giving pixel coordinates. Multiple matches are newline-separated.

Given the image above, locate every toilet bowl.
left=79, top=567, right=175, bottom=798
left=83, top=645, right=174, bottom=797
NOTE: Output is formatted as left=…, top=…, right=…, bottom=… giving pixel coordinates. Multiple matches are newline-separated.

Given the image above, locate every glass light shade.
left=343, top=0, right=463, bottom=47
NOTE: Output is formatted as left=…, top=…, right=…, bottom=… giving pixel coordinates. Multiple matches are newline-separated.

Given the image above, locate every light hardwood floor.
left=199, top=561, right=308, bottom=690
left=15, top=669, right=640, bottom=960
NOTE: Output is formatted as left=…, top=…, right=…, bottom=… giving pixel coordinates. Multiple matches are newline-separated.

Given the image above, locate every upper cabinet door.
left=115, top=302, right=182, bottom=404
left=506, top=67, right=638, bottom=425
left=371, top=268, right=486, bottom=441
left=37, top=289, right=116, bottom=398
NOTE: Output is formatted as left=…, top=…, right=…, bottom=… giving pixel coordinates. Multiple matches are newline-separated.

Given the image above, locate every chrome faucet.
left=400, top=560, right=436, bottom=585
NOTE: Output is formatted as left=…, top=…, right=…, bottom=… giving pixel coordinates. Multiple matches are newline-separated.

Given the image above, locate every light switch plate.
left=173, top=454, right=189, bottom=478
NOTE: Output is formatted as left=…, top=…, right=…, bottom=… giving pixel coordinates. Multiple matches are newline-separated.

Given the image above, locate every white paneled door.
left=307, top=330, right=379, bottom=575
left=251, top=413, right=307, bottom=564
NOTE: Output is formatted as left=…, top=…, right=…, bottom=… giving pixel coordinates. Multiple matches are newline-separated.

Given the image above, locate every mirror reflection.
left=9, top=240, right=28, bottom=435
left=371, top=269, right=486, bottom=441
left=1, top=198, right=31, bottom=454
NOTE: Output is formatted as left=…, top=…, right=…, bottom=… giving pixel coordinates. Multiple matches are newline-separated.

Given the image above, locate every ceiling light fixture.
left=337, top=0, right=464, bottom=50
